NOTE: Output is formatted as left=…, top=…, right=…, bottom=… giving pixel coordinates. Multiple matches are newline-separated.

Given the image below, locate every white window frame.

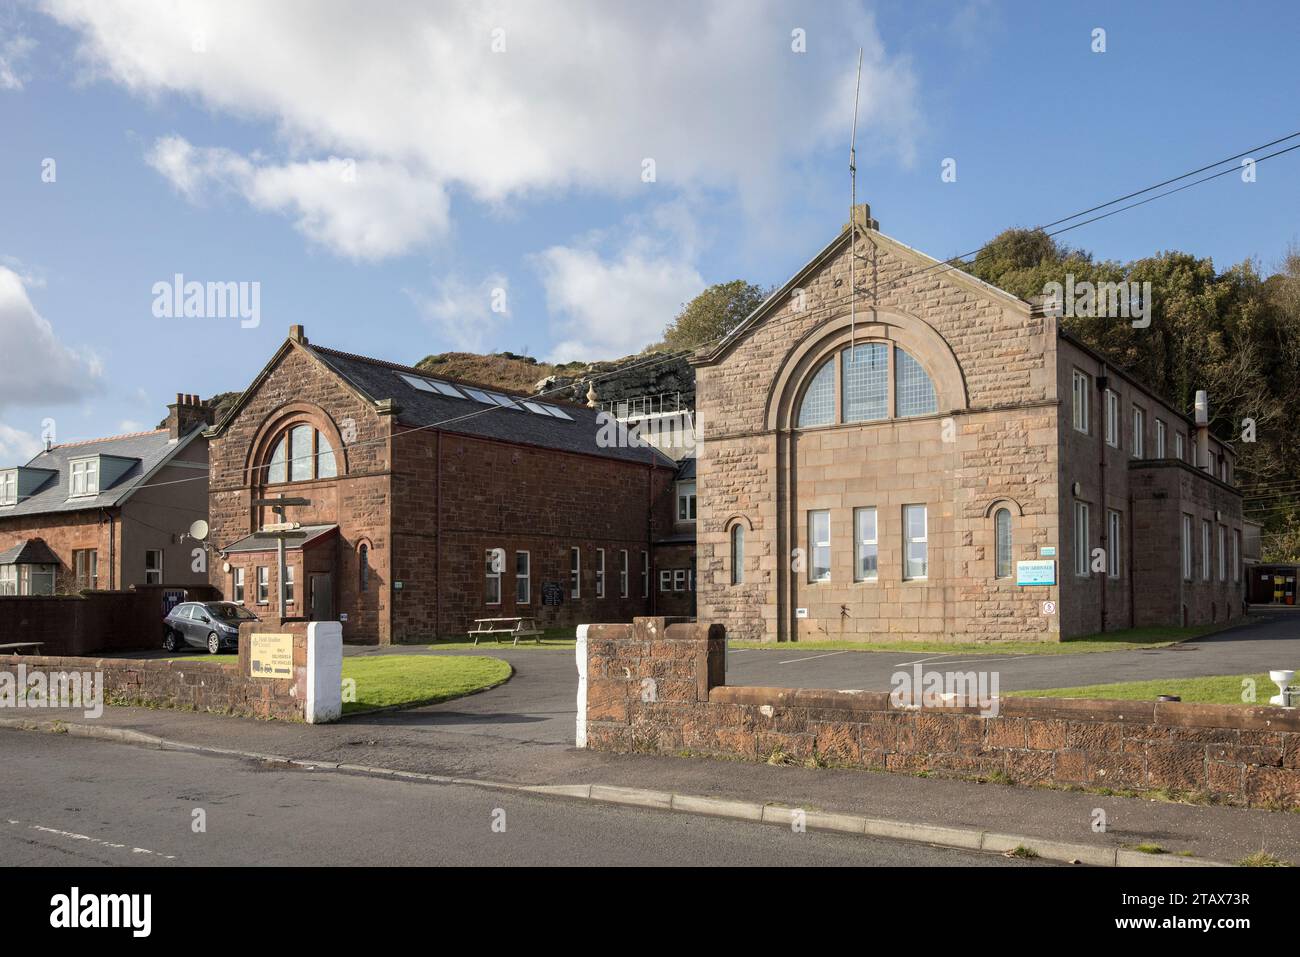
left=854, top=507, right=878, bottom=582
left=485, top=549, right=502, bottom=605
left=1074, top=501, right=1091, bottom=577
left=256, top=566, right=269, bottom=604
left=1175, top=432, right=1185, bottom=462
left=1217, top=526, right=1226, bottom=582
left=0, top=565, right=15, bottom=595
left=144, top=548, right=163, bottom=585
left=1155, top=419, right=1167, bottom=458
left=69, top=457, right=99, bottom=497
left=570, top=547, right=581, bottom=599
left=1131, top=406, right=1144, bottom=458
left=676, top=482, right=696, bottom=521
left=233, top=566, right=245, bottom=603
left=1201, top=520, right=1211, bottom=582
left=641, top=551, right=649, bottom=598
left=1232, top=530, right=1240, bottom=583
left=659, top=569, right=671, bottom=592
left=808, top=510, right=831, bottom=583
left=1071, top=370, right=1090, bottom=434
left=73, top=548, right=98, bottom=590
left=672, top=569, right=686, bottom=591
left=618, top=549, right=629, bottom=598
left=0, top=470, right=15, bottom=506
left=903, top=504, right=928, bottom=581
left=595, top=548, right=605, bottom=598
left=1105, top=390, right=1120, bottom=448
left=1106, top=509, right=1121, bottom=579
left=1181, top=514, right=1193, bottom=581
left=516, top=550, right=530, bottom=605
left=284, top=563, right=295, bottom=606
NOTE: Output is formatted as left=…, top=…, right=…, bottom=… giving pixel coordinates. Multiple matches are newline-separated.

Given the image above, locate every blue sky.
left=0, top=0, right=1297, bottom=457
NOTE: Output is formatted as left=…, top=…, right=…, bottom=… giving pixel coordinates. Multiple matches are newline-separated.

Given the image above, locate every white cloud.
left=147, top=136, right=449, bottom=261
left=405, top=273, right=511, bottom=351
left=0, top=267, right=102, bottom=454
left=46, top=0, right=919, bottom=256
left=534, top=224, right=705, bottom=361
left=0, top=33, right=35, bottom=90
left=0, top=424, right=43, bottom=465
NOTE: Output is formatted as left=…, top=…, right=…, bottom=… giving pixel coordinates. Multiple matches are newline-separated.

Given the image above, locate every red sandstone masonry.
left=585, top=619, right=1300, bottom=808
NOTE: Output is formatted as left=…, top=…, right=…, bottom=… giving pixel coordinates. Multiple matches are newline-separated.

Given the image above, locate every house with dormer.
left=0, top=396, right=211, bottom=594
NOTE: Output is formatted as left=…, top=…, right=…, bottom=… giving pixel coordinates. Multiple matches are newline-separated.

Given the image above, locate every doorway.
left=309, top=574, right=334, bottom=620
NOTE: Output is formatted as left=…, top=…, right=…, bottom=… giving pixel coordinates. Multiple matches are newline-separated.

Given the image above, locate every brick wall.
left=0, top=513, right=115, bottom=592
left=0, top=584, right=219, bottom=655
left=585, top=619, right=1300, bottom=808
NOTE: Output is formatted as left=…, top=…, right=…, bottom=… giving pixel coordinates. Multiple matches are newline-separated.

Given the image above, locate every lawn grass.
left=1009, top=672, right=1295, bottom=706
left=727, top=625, right=1220, bottom=656
left=166, top=652, right=512, bottom=713
left=341, top=655, right=511, bottom=713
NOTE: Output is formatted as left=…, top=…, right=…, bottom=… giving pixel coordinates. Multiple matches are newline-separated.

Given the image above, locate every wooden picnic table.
left=468, top=617, right=542, bottom=646
left=0, top=641, right=45, bottom=655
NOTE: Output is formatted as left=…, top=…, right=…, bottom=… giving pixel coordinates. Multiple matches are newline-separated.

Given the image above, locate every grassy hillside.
left=413, top=351, right=562, bottom=393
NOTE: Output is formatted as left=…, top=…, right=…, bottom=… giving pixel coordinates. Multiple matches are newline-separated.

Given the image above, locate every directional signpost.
left=252, top=493, right=311, bottom=616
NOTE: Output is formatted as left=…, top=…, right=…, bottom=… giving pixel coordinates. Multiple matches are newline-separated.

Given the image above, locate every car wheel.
left=163, top=630, right=179, bottom=653
left=207, top=632, right=221, bottom=655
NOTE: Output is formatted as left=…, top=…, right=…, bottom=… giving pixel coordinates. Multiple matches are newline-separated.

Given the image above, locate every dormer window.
left=0, top=470, right=15, bottom=506
left=69, top=458, right=99, bottom=497
left=267, top=424, right=338, bottom=485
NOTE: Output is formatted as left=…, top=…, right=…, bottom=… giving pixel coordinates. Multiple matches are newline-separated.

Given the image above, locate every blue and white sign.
left=1039, top=546, right=1056, bottom=557
left=1017, top=560, right=1057, bottom=586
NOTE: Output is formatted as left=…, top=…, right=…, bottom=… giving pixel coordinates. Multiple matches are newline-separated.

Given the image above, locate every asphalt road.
left=0, top=731, right=1038, bottom=867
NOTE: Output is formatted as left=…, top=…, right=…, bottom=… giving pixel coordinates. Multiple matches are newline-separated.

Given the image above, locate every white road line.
left=892, top=654, right=951, bottom=667
left=896, top=654, right=1036, bottom=667
left=778, top=651, right=849, bottom=665
left=7, top=819, right=176, bottom=860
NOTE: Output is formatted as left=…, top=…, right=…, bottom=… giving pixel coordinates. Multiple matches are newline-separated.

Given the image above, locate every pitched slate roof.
left=304, top=344, right=677, bottom=468
left=0, top=428, right=200, bottom=518
left=0, top=538, right=60, bottom=565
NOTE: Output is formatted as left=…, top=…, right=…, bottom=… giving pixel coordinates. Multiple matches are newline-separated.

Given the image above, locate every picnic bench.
left=0, top=641, right=45, bottom=655
left=468, top=617, right=542, bottom=646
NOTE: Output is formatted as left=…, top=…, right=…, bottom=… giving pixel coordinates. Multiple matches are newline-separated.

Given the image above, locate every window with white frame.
left=1232, top=530, right=1240, bottom=583
left=1106, top=510, right=1121, bottom=578
left=641, top=551, right=649, bottom=597
left=0, top=470, right=15, bottom=506
left=69, top=458, right=99, bottom=496
left=730, top=524, right=745, bottom=584
left=619, top=549, right=629, bottom=598
left=1072, top=370, right=1090, bottom=433
left=1104, top=390, right=1120, bottom=447
left=672, top=569, right=686, bottom=591
left=256, top=566, right=269, bottom=603
left=1217, top=526, right=1226, bottom=581
left=1131, top=406, right=1144, bottom=458
left=0, top=565, right=15, bottom=595
left=798, top=359, right=835, bottom=427
left=233, top=566, right=245, bottom=603
left=808, top=510, right=831, bottom=582
left=676, top=482, right=696, bottom=521
left=1175, top=432, right=1185, bottom=461
left=1075, top=502, right=1091, bottom=577
left=854, top=507, right=878, bottom=582
left=595, top=548, right=605, bottom=598
left=659, top=569, right=671, bottom=591
left=1201, top=520, right=1211, bottom=581
left=994, top=508, right=1012, bottom=579
left=144, top=548, right=163, bottom=585
left=516, top=551, right=530, bottom=604
left=570, top=546, right=581, bottom=599
left=1155, top=419, right=1167, bottom=458
left=266, top=424, right=338, bottom=484
left=485, top=549, right=502, bottom=605
left=23, top=565, right=54, bottom=595
left=284, top=564, right=295, bottom=606
left=797, top=343, right=938, bottom=428
left=904, top=504, right=928, bottom=580
left=73, top=549, right=98, bottom=590
left=1181, top=514, right=1193, bottom=580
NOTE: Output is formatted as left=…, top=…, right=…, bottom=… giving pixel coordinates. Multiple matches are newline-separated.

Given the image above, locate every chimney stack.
left=166, top=392, right=215, bottom=440
left=843, top=202, right=879, bottom=233
left=289, top=324, right=307, bottom=344
left=1194, top=389, right=1211, bottom=471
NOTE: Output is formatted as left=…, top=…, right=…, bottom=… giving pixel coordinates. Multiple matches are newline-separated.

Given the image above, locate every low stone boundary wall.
left=0, top=621, right=342, bottom=723
left=582, top=618, right=1300, bottom=808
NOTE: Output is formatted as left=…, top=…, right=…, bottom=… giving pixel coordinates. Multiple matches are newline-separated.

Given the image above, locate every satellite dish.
left=189, top=519, right=210, bottom=541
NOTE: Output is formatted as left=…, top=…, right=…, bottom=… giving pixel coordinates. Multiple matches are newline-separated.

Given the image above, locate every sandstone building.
left=205, top=326, right=681, bottom=643
left=692, top=207, right=1243, bottom=642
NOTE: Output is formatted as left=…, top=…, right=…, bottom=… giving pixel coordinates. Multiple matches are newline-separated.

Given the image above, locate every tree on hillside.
left=658, top=280, right=769, bottom=352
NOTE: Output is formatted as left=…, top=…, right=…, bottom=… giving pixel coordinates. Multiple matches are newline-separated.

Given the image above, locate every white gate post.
left=306, top=621, right=343, bottom=724
left=575, top=624, right=588, bottom=747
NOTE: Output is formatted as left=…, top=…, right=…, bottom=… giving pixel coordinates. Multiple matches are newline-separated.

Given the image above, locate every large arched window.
left=266, top=424, right=338, bottom=484
left=730, top=524, right=745, bottom=585
left=796, top=343, right=938, bottom=427
left=994, top=508, right=1012, bottom=579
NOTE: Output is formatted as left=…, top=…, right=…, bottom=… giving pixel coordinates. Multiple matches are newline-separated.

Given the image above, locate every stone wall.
left=584, top=619, right=1300, bottom=808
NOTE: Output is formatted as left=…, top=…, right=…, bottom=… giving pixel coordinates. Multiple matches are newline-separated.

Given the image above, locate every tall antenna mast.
left=849, top=47, right=863, bottom=358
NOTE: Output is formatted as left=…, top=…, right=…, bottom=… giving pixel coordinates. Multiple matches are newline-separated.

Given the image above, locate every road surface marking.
left=778, top=650, right=849, bottom=664
left=7, top=819, right=176, bottom=860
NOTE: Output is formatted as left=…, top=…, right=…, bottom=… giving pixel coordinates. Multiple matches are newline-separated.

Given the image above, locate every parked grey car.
left=163, top=601, right=259, bottom=654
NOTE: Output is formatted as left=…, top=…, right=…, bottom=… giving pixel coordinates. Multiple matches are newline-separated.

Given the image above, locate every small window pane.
left=855, top=507, right=878, bottom=582
left=317, top=431, right=337, bottom=478
left=808, top=510, right=831, bottom=582
left=895, top=347, right=937, bottom=417
left=841, top=343, right=888, bottom=423
left=904, top=504, right=927, bottom=580
left=994, top=509, right=1012, bottom=579
left=269, top=436, right=288, bottom=484
left=798, top=358, right=835, bottom=427
left=290, top=425, right=313, bottom=481
left=730, top=525, right=745, bottom=584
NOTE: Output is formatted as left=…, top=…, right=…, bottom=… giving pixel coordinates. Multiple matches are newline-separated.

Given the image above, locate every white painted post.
left=575, top=624, right=588, bottom=748
left=306, top=621, right=343, bottom=724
